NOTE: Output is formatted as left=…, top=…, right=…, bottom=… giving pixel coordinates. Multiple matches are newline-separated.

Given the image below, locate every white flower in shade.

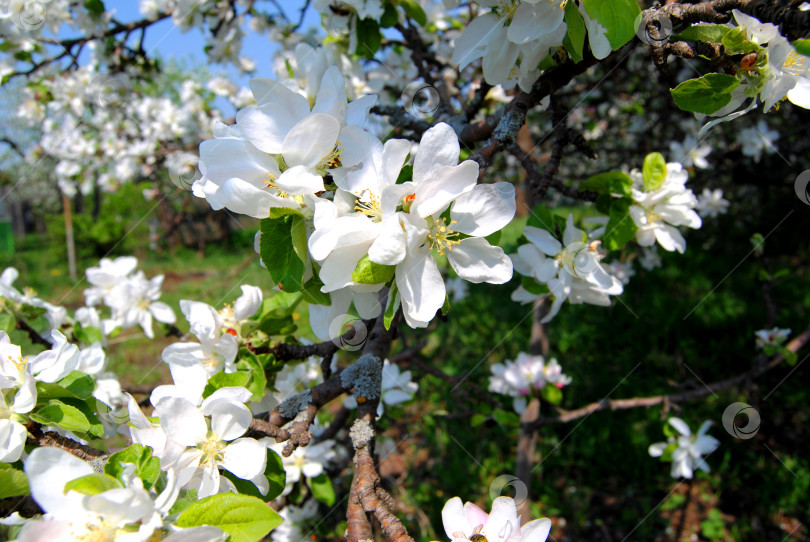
left=105, top=272, right=176, bottom=339
left=344, top=360, right=418, bottom=417
left=267, top=439, right=337, bottom=496
left=737, top=120, right=779, bottom=162
left=578, top=3, right=611, bottom=59
left=488, top=353, right=569, bottom=414
left=649, top=418, right=720, bottom=479
left=445, top=277, right=469, bottom=301
left=638, top=247, right=662, bottom=270
left=759, top=35, right=810, bottom=111
left=669, top=135, right=711, bottom=169
left=272, top=499, right=319, bottom=542
left=0, top=345, right=34, bottom=462
left=755, top=327, right=791, bottom=349
left=510, top=214, right=623, bottom=322
left=441, top=496, right=551, bottom=542
left=193, top=67, right=377, bottom=219
left=603, top=261, right=635, bottom=286
left=696, top=188, right=730, bottom=219
left=155, top=387, right=268, bottom=499
left=630, top=162, right=702, bottom=254
left=273, top=355, right=323, bottom=402
left=452, top=1, right=567, bottom=91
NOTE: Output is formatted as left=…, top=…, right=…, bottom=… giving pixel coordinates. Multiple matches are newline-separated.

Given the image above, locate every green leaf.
left=492, top=409, right=520, bottom=427
left=0, top=465, right=29, bottom=499
left=602, top=198, right=638, bottom=251
left=670, top=73, right=740, bottom=115
left=0, top=313, right=15, bottom=334
left=380, top=3, right=398, bottom=27
left=259, top=212, right=306, bottom=292
left=441, top=294, right=450, bottom=316
left=105, top=444, right=161, bottom=490
left=169, top=489, right=199, bottom=516
left=582, top=0, right=640, bottom=51
left=300, top=274, right=331, bottom=306
left=30, top=400, right=99, bottom=437
left=309, top=473, right=336, bottom=506
left=396, top=164, right=413, bottom=184
left=398, top=0, right=427, bottom=26
left=204, top=370, right=251, bottom=398
left=352, top=254, right=395, bottom=284
left=36, top=371, right=95, bottom=401
left=470, top=414, right=488, bottom=427
left=74, top=324, right=103, bottom=345
left=356, top=18, right=382, bottom=58
left=672, top=24, right=730, bottom=44
left=238, top=349, right=267, bottom=402
left=794, top=39, right=810, bottom=58
left=176, top=493, right=283, bottom=542
left=526, top=204, right=558, bottom=237
left=83, top=0, right=105, bottom=15
left=580, top=171, right=634, bottom=197
left=722, top=27, right=760, bottom=55
left=563, top=0, right=586, bottom=63
left=384, top=282, right=400, bottom=330
left=541, top=385, right=563, bottom=405
left=64, top=473, right=122, bottom=496
left=642, top=152, right=667, bottom=192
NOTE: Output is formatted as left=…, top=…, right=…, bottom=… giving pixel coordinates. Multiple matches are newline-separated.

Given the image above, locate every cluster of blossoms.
left=452, top=0, right=610, bottom=91
left=442, top=495, right=552, bottom=542
left=648, top=417, right=720, bottom=479
left=83, top=256, right=176, bottom=339
left=193, top=64, right=516, bottom=334
left=489, top=353, right=571, bottom=414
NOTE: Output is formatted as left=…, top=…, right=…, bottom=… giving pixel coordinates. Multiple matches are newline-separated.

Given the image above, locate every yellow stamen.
left=427, top=218, right=460, bottom=256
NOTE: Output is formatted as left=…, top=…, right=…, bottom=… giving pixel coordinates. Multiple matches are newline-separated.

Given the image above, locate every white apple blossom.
left=638, top=247, right=662, bottom=270
left=272, top=499, right=319, bottom=542
left=155, top=387, right=268, bottom=498
left=510, top=214, right=623, bottom=322
left=20, top=446, right=226, bottom=541
left=442, top=496, right=551, bottom=542
left=648, top=417, right=719, bottom=479
left=669, top=135, right=711, bottom=169
left=630, top=162, right=702, bottom=254
left=489, top=352, right=570, bottom=414
left=755, top=327, right=791, bottom=349
left=696, top=188, right=730, bottom=219
left=0, top=337, right=34, bottom=463
left=105, top=272, right=176, bottom=339
left=737, top=120, right=779, bottom=162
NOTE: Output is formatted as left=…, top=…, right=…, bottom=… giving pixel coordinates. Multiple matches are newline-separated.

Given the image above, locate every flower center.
left=426, top=218, right=460, bottom=256
left=783, top=49, right=806, bottom=76
left=317, top=143, right=342, bottom=174
left=354, top=190, right=383, bottom=222
left=198, top=437, right=226, bottom=467
left=264, top=172, right=288, bottom=198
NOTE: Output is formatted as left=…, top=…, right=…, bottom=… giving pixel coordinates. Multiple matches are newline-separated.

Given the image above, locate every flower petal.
left=448, top=237, right=513, bottom=284
left=451, top=182, right=516, bottom=237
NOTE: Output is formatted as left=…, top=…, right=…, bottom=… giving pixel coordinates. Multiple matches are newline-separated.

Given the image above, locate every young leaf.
left=64, top=473, right=122, bottom=496
left=384, top=282, right=401, bottom=330
left=541, top=385, right=563, bottom=405
left=642, top=152, right=667, bottom=192
left=563, top=1, right=586, bottom=63
left=356, top=18, right=382, bottom=58
left=580, top=171, right=634, bottom=197
left=0, top=465, right=29, bottom=499
left=582, top=0, right=640, bottom=51
left=259, top=214, right=306, bottom=292
left=352, top=254, right=396, bottom=285
left=105, top=444, right=161, bottom=490
left=176, top=493, right=283, bottom=542
left=670, top=73, right=740, bottom=115
left=398, top=0, right=428, bottom=26
left=30, top=400, right=94, bottom=436
left=309, top=473, right=336, bottom=506
left=672, top=24, right=730, bottom=44
left=602, top=198, right=638, bottom=251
